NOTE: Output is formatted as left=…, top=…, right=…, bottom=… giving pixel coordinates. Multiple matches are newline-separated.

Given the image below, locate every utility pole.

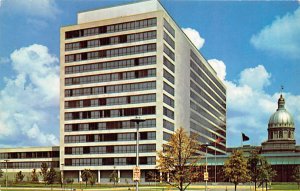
left=4, top=159, right=9, bottom=189
left=130, top=116, right=145, bottom=191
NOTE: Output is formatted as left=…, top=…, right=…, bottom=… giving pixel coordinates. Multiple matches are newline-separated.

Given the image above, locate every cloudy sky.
left=0, top=0, right=299, bottom=147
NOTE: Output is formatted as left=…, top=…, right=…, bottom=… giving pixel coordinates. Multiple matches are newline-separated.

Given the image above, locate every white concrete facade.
left=60, top=0, right=226, bottom=182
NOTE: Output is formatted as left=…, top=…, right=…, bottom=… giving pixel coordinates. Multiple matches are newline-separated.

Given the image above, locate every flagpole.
left=241, top=132, right=243, bottom=148
left=214, top=139, right=216, bottom=183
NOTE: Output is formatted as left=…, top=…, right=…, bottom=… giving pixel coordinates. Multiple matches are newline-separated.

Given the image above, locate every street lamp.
left=202, top=143, right=210, bottom=191
left=4, top=159, right=9, bottom=189
left=61, top=163, right=64, bottom=191
left=130, top=116, right=145, bottom=191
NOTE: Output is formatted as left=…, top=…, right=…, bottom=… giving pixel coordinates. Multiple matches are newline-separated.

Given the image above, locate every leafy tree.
left=15, top=171, right=25, bottom=183
left=224, top=150, right=250, bottom=191
left=157, top=127, right=202, bottom=191
left=258, top=159, right=276, bottom=191
left=31, top=168, right=39, bottom=183
left=81, top=169, right=92, bottom=187
left=247, top=150, right=261, bottom=191
left=56, top=171, right=63, bottom=187
left=0, top=169, right=3, bottom=179
left=292, top=165, right=300, bottom=189
left=109, top=170, right=119, bottom=186
left=46, top=167, right=57, bottom=187
left=89, top=173, right=96, bottom=186
left=40, top=162, right=49, bottom=185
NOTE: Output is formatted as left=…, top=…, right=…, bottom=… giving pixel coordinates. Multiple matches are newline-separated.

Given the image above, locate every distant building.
left=0, top=147, right=59, bottom=180
left=205, top=94, right=300, bottom=182
left=262, top=94, right=298, bottom=153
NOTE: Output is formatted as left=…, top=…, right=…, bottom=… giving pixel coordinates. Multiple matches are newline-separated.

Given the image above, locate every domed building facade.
left=261, top=94, right=298, bottom=153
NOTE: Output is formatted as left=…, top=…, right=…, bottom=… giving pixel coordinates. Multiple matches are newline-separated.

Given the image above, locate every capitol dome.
left=267, top=94, right=295, bottom=141
left=268, top=94, right=294, bottom=128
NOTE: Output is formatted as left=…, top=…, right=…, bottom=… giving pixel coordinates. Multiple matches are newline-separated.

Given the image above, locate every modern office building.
left=60, top=0, right=226, bottom=183
left=0, top=146, right=59, bottom=180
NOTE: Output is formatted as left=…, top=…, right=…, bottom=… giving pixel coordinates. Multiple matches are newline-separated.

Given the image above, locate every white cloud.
left=251, top=7, right=300, bottom=59
left=239, top=65, right=271, bottom=91
left=208, top=59, right=226, bottom=82
left=0, top=44, right=59, bottom=147
left=6, top=0, right=60, bottom=19
left=224, top=65, right=300, bottom=146
left=182, top=27, right=205, bottom=49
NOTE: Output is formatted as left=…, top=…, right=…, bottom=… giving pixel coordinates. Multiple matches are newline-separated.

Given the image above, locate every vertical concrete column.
left=167, top=172, right=170, bottom=182
left=79, top=170, right=82, bottom=182
left=98, top=170, right=101, bottom=183
left=160, top=172, right=162, bottom=183
left=118, top=170, right=121, bottom=183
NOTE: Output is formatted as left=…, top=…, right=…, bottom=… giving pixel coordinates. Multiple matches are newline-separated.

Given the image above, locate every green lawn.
left=0, top=182, right=299, bottom=191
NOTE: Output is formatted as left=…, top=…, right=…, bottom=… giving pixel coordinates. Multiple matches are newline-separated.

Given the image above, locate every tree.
left=89, top=173, right=96, bottom=186
left=258, top=159, right=276, bottom=191
left=157, top=127, right=202, bottom=191
left=46, top=167, right=57, bottom=187
left=31, top=168, right=39, bottom=183
left=15, top=171, right=25, bottom=183
left=0, top=169, right=3, bottom=179
left=224, top=150, right=250, bottom=191
left=109, top=170, right=119, bottom=186
left=247, top=150, right=261, bottom=191
left=292, top=165, right=300, bottom=189
left=81, top=169, right=92, bottom=187
left=40, top=162, right=49, bottom=185
left=56, top=171, right=63, bottom=188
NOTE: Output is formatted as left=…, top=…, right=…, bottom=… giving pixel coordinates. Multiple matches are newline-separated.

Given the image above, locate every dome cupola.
left=267, top=94, right=295, bottom=141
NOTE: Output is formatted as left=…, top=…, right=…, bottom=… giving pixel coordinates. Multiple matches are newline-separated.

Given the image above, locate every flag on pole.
left=242, top=133, right=249, bottom=141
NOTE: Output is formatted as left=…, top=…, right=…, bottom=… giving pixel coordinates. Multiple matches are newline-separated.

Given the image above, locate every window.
left=65, top=18, right=157, bottom=39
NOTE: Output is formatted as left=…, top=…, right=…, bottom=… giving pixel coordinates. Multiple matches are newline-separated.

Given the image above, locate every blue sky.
left=0, top=0, right=299, bottom=147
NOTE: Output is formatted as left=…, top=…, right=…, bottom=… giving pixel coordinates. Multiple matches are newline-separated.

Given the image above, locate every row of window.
left=65, top=43, right=156, bottom=63
left=190, top=60, right=226, bottom=102
left=65, top=30, right=156, bottom=51
left=65, top=144, right=156, bottom=155
left=163, top=94, right=174, bottom=108
left=163, top=119, right=174, bottom=131
left=65, top=18, right=157, bottom=39
left=190, top=111, right=226, bottom=137
left=65, top=94, right=156, bottom=109
left=163, top=132, right=172, bottom=141
left=163, top=107, right=174, bottom=120
left=65, top=81, right=156, bottom=97
left=163, top=19, right=175, bottom=37
left=0, top=151, right=59, bottom=159
left=163, top=56, right=175, bottom=73
left=163, top=69, right=175, bottom=84
left=190, top=121, right=219, bottom=140
left=163, top=82, right=174, bottom=96
left=190, top=50, right=226, bottom=94
left=65, top=119, right=156, bottom=132
left=0, top=162, right=59, bottom=169
left=191, top=70, right=226, bottom=109
left=64, top=156, right=156, bottom=166
left=65, top=69, right=156, bottom=86
left=190, top=101, right=226, bottom=133
left=190, top=101, right=225, bottom=132
left=163, top=31, right=175, bottom=49
left=65, top=56, right=156, bottom=74
left=190, top=91, right=225, bottom=122
left=190, top=81, right=226, bottom=115
left=163, top=44, right=175, bottom=61
left=65, top=106, right=156, bottom=120
left=64, top=132, right=156, bottom=143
